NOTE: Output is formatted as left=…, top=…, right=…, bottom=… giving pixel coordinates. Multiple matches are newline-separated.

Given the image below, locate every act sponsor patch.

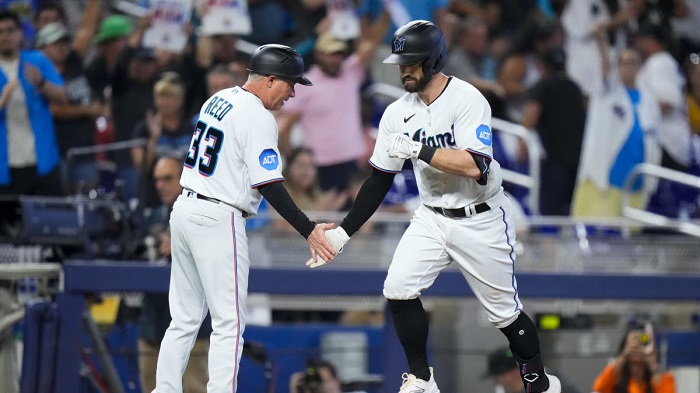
left=476, top=124, right=492, bottom=146
left=259, top=149, right=279, bottom=170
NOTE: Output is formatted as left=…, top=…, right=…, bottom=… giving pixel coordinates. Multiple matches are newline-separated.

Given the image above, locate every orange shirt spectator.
left=593, top=363, right=676, bottom=393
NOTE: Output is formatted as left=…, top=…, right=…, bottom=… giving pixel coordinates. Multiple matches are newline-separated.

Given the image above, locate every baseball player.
left=307, top=21, right=562, bottom=393
left=153, top=44, right=337, bottom=393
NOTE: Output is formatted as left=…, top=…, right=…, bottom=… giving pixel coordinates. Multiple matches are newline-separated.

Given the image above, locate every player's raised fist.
left=388, top=133, right=422, bottom=160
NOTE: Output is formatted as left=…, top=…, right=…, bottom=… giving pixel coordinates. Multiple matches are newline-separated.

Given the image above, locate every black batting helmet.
left=247, top=44, right=312, bottom=86
left=383, top=20, right=447, bottom=76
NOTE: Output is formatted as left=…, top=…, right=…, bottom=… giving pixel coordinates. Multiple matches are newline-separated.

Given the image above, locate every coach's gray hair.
left=247, top=72, right=268, bottom=82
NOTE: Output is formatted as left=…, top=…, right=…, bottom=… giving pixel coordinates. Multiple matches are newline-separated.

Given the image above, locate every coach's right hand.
left=306, top=227, right=350, bottom=268
left=306, top=223, right=337, bottom=264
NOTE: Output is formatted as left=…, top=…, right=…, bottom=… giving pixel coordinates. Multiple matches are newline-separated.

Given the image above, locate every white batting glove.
left=305, top=227, right=350, bottom=268
left=387, top=133, right=422, bottom=159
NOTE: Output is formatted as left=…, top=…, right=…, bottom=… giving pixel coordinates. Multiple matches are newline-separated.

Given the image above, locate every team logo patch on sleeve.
left=476, top=124, right=492, bottom=146
left=259, top=149, right=279, bottom=170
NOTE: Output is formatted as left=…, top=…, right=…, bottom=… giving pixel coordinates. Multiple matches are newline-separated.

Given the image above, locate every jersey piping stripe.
left=231, top=214, right=241, bottom=392
left=368, top=160, right=401, bottom=174
left=251, top=177, right=284, bottom=188
left=465, top=148, right=492, bottom=160
left=426, top=76, right=453, bottom=107
left=500, top=206, right=521, bottom=312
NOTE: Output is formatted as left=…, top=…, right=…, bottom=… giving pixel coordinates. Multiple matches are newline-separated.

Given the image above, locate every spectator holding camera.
left=289, top=359, right=366, bottom=393
left=592, top=323, right=676, bottom=393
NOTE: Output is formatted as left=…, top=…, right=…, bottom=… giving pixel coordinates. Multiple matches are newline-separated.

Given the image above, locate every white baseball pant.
left=383, top=193, right=522, bottom=328
left=154, top=193, right=249, bottom=392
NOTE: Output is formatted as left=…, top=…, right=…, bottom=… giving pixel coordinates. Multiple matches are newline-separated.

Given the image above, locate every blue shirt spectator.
left=0, top=49, right=64, bottom=186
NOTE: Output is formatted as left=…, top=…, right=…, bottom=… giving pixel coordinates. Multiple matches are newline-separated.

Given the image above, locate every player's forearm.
left=422, top=148, right=482, bottom=180
left=340, top=169, right=395, bottom=236
left=258, top=182, right=316, bottom=238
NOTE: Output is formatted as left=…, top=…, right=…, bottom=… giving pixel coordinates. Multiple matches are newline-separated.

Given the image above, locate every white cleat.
left=544, top=374, right=562, bottom=393
left=398, top=367, right=440, bottom=393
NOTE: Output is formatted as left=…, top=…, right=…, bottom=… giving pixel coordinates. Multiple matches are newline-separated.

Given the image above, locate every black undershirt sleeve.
left=258, top=182, right=316, bottom=238
left=340, top=168, right=396, bottom=237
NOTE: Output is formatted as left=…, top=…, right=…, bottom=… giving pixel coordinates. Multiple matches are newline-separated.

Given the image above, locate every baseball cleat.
left=398, top=367, right=440, bottom=393
left=543, top=374, right=561, bottom=393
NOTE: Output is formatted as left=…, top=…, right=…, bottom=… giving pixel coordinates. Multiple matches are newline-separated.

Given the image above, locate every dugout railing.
left=5, top=213, right=700, bottom=393
left=621, top=162, right=700, bottom=238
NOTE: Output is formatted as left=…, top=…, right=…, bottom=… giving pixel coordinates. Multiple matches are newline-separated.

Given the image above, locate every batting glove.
left=387, top=133, right=422, bottom=159
left=306, top=227, right=350, bottom=268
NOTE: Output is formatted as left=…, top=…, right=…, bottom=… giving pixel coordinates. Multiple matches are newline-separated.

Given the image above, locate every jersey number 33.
left=184, top=120, right=224, bottom=177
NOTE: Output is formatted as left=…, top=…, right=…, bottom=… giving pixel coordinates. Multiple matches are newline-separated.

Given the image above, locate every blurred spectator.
left=0, top=10, right=67, bottom=197
left=277, top=147, right=350, bottom=214
left=289, top=359, right=367, bottom=393
left=194, top=1, right=241, bottom=70
left=497, top=16, right=563, bottom=122
left=452, top=0, right=542, bottom=37
left=245, top=0, right=290, bottom=45
left=444, top=16, right=504, bottom=99
left=672, top=0, right=700, bottom=61
left=592, top=323, right=676, bottom=393
left=278, top=13, right=389, bottom=193
left=561, top=0, right=627, bottom=97
left=483, top=347, right=581, bottom=393
left=635, top=22, right=699, bottom=220
left=106, top=16, right=161, bottom=200
left=85, top=15, right=133, bottom=96
left=358, top=0, right=451, bottom=87
left=685, top=54, right=700, bottom=136
left=33, top=1, right=66, bottom=34
left=37, top=0, right=102, bottom=194
left=629, top=0, right=690, bottom=46
left=138, top=155, right=209, bottom=393
left=572, top=28, right=661, bottom=218
left=132, top=72, right=191, bottom=207
left=635, top=23, right=692, bottom=172
left=227, top=58, right=250, bottom=87
left=280, top=0, right=326, bottom=56
left=519, top=48, right=586, bottom=216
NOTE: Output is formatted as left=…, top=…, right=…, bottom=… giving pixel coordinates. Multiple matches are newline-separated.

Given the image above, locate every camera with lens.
left=630, top=320, right=655, bottom=354
left=296, top=359, right=322, bottom=393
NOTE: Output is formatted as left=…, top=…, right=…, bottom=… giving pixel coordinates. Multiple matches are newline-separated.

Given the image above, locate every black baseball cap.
left=483, top=347, right=518, bottom=379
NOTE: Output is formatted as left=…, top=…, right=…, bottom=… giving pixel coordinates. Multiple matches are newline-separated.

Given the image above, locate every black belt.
left=186, top=190, right=221, bottom=204
left=427, top=202, right=490, bottom=218
left=184, top=190, right=250, bottom=217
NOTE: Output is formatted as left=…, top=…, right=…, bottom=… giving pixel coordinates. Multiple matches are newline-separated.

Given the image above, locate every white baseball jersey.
left=180, top=86, right=284, bottom=215
left=157, top=86, right=284, bottom=392
left=370, top=77, right=504, bottom=208
left=374, top=77, right=521, bottom=327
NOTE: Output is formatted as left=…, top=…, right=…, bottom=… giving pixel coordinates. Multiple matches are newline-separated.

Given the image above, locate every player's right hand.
left=306, top=227, right=350, bottom=268
left=306, top=223, right=337, bottom=265
left=387, top=133, right=422, bottom=159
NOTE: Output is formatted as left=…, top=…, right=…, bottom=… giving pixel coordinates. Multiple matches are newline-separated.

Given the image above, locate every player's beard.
left=402, top=73, right=432, bottom=93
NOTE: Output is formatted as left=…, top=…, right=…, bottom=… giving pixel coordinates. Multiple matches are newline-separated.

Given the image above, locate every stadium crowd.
left=0, top=0, right=698, bottom=223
